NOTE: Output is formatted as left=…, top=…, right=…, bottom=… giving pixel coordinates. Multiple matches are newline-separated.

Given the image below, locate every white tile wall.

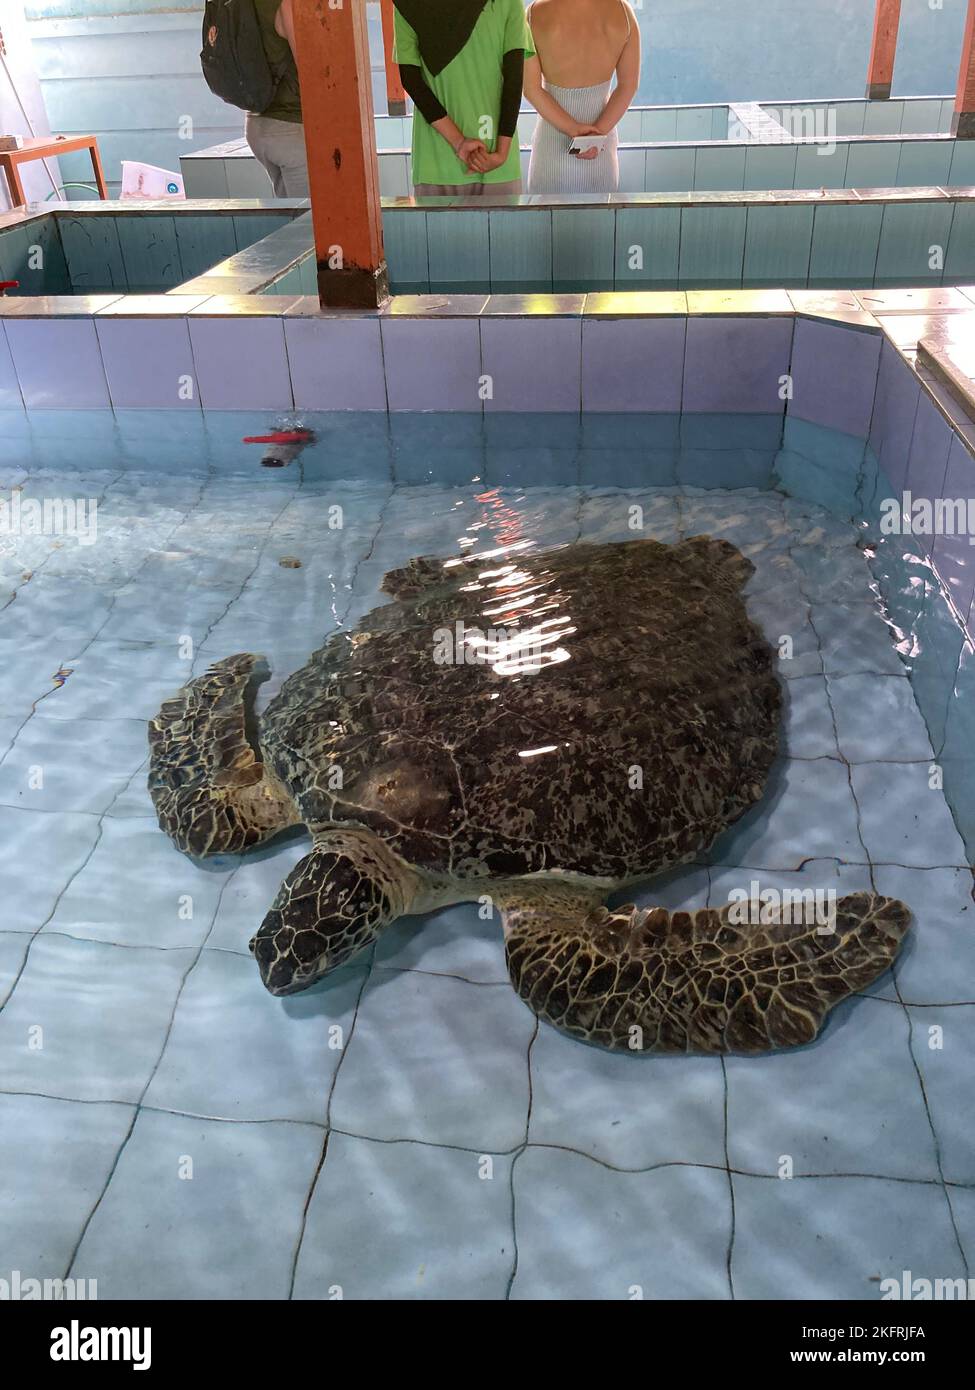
left=284, top=317, right=387, bottom=411
left=4, top=319, right=110, bottom=409
left=187, top=318, right=293, bottom=411
left=95, top=319, right=199, bottom=410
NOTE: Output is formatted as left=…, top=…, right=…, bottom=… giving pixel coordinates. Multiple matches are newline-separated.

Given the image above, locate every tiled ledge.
left=916, top=336, right=975, bottom=423
left=0, top=284, right=973, bottom=450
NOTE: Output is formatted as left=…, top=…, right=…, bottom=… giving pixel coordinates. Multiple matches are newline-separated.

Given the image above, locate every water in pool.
left=0, top=410, right=972, bottom=1300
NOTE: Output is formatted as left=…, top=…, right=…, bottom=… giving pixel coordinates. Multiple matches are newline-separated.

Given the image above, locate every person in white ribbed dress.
left=524, top=0, right=640, bottom=194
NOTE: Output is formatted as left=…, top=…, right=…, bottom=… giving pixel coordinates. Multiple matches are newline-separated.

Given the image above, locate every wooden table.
left=0, top=134, right=109, bottom=208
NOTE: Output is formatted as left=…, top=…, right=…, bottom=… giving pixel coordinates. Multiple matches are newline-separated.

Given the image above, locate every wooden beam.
left=379, top=0, right=407, bottom=118
left=292, top=0, right=388, bottom=309
left=953, top=0, right=975, bottom=138
left=865, top=0, right=902, bottom=101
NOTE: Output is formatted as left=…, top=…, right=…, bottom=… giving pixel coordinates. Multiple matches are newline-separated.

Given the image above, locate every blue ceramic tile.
left=906, top=1005, right=975, bottom=1183
left=529, top=1021, right=725, bottom=1167
left=829, top=103, right=864, bottom=137
left=0, top=715, right=147, bottom=816
left=640, top=108, right=678, bottom=141
left=872, top=864, right=975, bottom=1006
left=808, top=203, right=884, bottom=286
left=72, top=1107, right=323, bottom=1298
left=900, top=100, right=944, bottom=135
left=678, top=207, right=746, bottom=285
left=172, top=214, right=238, bottom=281
left=614, top=207, right=680, bottom=286
left=115, top=215, right=181, bottom=291
left=232, top=213, right=290, bottom=250
left=510, top=1152, right=731, bottom=1300
left=931, top=434, right=975, bottom=620
left=95, top=317, right=198, bottom=410
left=581, top=317, right=685, bottom=412
left=426, top=210, right=489, bottom=289
left=863, top=102, right=904, bottom=136
left=846, top=140, right=903, bottom=188
left=790, top=317, right=881, bottom=436
left=58, top=214, right=127, bottom=291
left=284, top=317, right=386, bottom=411
left=742, top=204, right=814, bottom=284
left=742, top=144, right=799, bottom=191
left=815, top=600, right=905, bottom=675
left=0, top=933, right=195, bottom=1102
left=481, top=317, right=581, bottom=412
left=794, top=140, right=851, bottom=189
left=4, top=319, right=110, bottom=409
left=683, top=317, right=792, bottom=413
left=46, top=817, right=230, bottom=950
left=644, top=146, right=695, bottom=192
left=727, top=995, right=939, bottom=1179
left=488, top=209, right=551, bottom=291
left=0, top=322, right=23, bottom=409
left=709, top=757, right=862, bottom=868
left=945, top=202, right=975, bottom=281
left=896, top=140, right=953, bottom=188
left=829, top=673, right=934, bottom=761
left=145, top=949, right=367, bottom=1122
left=868, top=341, right=922, bottom=492
left=904, top=393, right=955, bottom=557
left=732, top=1174, right=965, bottom=1299
left=552, top=208, right=614, bottom=291
left=948, top=139, right=975, bottom=187
left=851, top=759, right=967, bottom=865
left=616, top=145, right=646, bottom=192
left=875, top=202, right=955, bottom=284
left=329, top=967, right=535, bottom=1148
left=293, top=1132, right=514, bottom=1300
left=782, top=674, right=838, bottom=757
left=0, top=1092, right=135, bottom=1278
left=187, top=316, right=293, bottom=410
left=675, top=106, right=714, bottom=141
left=381, top=317, right=481, bottom=411
left=693, top=145, right=746, bottom=191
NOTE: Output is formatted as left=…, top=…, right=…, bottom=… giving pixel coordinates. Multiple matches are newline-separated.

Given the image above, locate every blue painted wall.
left=21, top=0, right=971, bottom=194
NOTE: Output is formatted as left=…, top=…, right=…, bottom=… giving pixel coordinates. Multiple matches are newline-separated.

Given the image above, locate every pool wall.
left=4, top=192, right=975, bottom=301
left=181, top=97, right=975, bottom=202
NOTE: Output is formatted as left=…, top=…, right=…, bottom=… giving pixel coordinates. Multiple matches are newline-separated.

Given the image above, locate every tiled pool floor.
left=0, top=428, right=973, bottom=1300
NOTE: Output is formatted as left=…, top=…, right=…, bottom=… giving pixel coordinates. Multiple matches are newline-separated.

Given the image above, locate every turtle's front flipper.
left=148, top=654, right=299, bottom=857
left=501, top=888, right=911, bottom=1054
left=250, top=829, right=422, bottom=995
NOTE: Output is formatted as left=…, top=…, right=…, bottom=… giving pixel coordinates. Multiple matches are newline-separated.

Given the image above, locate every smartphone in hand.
left=567, top=133, right=607, bottom=155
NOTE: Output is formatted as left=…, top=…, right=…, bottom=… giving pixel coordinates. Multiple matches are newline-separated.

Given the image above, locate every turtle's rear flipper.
left=148, top=654, right=299, bottom=857
left=502, top=889, right=911, bottom=1054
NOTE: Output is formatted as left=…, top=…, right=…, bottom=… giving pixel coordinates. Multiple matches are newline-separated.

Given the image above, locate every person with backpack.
left=245, top=0, right=307, bottom=197
left=393, top=0, right=534, bottom=195
left=201, top=0, right=307, bottom=197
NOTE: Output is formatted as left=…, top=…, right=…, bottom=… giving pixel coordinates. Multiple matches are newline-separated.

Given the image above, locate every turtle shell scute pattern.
left=259, top=537, right=781, bottom=881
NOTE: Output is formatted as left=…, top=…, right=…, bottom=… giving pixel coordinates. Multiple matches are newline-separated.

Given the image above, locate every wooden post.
left=865, top=0, right=902, bottom=101
left=379, top=0, right=407, bottom=117
left=292, top=0, right=388, bottom=309
left=953, top=0, right=975, bottom=138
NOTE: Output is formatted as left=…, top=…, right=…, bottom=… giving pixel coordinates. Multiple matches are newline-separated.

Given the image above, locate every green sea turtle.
left=148, top=536, right=910, bottom=1053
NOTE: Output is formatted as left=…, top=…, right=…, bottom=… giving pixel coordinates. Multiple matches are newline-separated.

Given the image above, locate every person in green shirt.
left=394, top=0, right=535, bottom=195
left=245, top=0, right=307, bottom=198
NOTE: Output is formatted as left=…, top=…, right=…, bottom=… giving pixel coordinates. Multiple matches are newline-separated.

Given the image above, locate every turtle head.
left=249, top=829, right=420, bottom=995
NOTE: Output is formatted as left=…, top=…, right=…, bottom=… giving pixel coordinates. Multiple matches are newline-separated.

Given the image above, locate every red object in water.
left=0, top=281, right=19, bottom=294
left=242, top=430, right=314, bottom=445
